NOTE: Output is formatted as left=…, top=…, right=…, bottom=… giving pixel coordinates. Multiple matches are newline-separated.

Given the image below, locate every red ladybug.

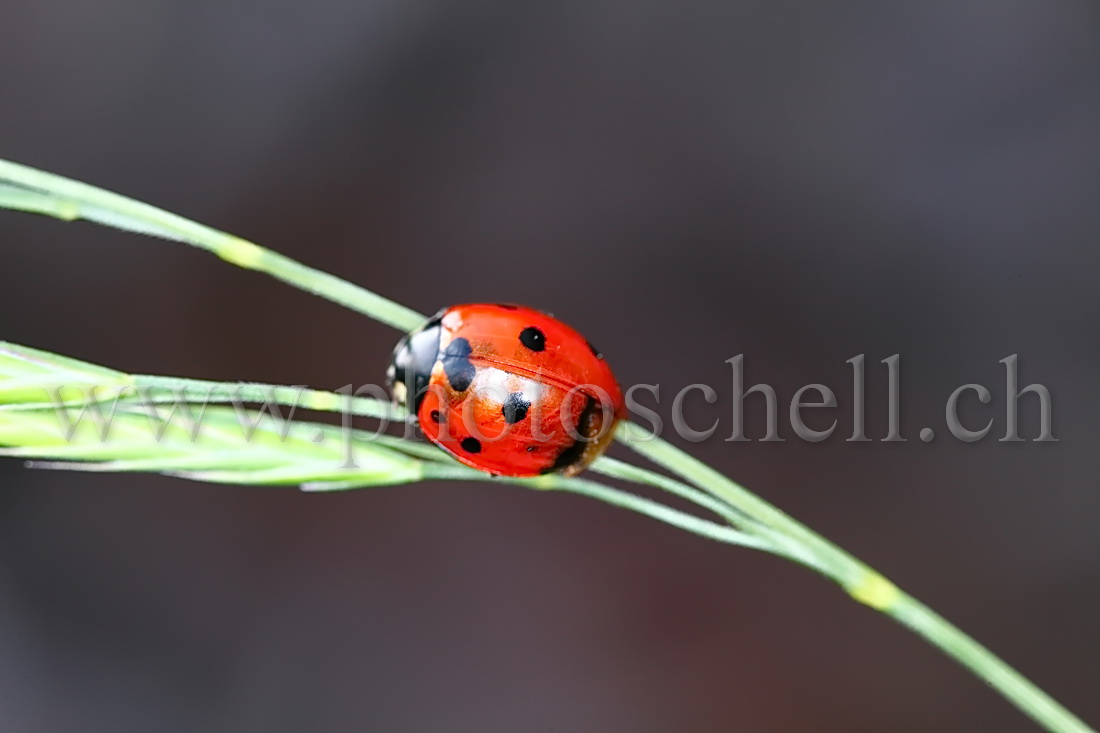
left=387, top=304, right=625, bottom=477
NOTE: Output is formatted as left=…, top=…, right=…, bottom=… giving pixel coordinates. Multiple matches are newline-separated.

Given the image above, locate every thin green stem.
left=0, top=160, right=425, bottom=332
left=888, top=593, right=1092, bottom=732
left=616, top=422, right=869, bottom=586
left=418, top=463, right=775, bottom=552
left=615, top=423, right=1092, bottom=733
left=591, top=455, right=755, bottom=529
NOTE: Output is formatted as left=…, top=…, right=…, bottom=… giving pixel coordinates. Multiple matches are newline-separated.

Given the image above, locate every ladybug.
left=387, top=304, right=625, bottom=477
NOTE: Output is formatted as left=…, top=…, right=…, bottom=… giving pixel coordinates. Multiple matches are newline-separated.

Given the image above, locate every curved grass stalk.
left=421, top=463, right=774, bottom=551
left=0, top=158, right=1092, bottom=732
left=0, top=161, right=424, bottom=332
left=613, top=423, right=1091, bottom=731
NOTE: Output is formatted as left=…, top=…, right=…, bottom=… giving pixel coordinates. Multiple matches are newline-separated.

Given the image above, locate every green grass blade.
left=615, top=424, right=1093, bottom=732
left=0, top=159, right=425, bottom=332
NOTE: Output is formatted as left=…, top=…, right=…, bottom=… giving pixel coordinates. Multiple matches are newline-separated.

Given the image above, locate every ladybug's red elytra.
left=387, top=303, right=625, bottom=477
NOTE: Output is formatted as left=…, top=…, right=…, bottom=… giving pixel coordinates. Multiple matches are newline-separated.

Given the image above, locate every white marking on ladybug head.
left=391, top=381, right=407, bottom=405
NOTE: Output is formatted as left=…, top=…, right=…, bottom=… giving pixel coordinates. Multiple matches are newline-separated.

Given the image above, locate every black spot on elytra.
left=460, top=436, right=482, bottom=454
left=519, top=326, right=546, bottom=352
left=442, top=337, right=476, bottom=392
left=586, top=340, right=603, bottom=359
left=526, top=445, right=538, bottom=452
left=429, top=409, right=442, bottom=423
left=501, top=392, right=531, bottom=424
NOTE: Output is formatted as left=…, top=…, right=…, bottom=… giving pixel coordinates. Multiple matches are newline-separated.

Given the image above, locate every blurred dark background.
left=1, top=1, right=1098, bottom=731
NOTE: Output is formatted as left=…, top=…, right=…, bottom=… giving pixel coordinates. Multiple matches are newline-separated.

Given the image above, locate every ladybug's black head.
left=386, top=314, right=442, bottom=413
